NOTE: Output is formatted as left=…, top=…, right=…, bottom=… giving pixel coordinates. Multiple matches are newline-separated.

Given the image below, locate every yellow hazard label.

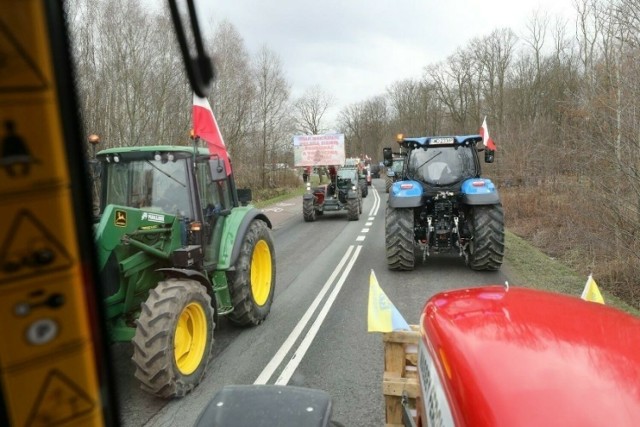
left=0, top=189, right=78, bottom=286
left=0, top=269, right=92, bottom=369
left=1, top=344, right=103, bottom=427
left=0, top=2, right=70, bottom=194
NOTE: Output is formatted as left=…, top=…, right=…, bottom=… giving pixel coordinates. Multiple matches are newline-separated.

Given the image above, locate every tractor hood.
left=419, top=286, right=640, bottom=427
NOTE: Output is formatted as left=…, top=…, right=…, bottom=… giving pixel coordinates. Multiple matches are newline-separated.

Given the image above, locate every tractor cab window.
left=337, top=169, right=357, bottom=184
left=391, top=159, right=404, bottom=174
left=196, top=160, right=225, bottom=214
left=408, top=146, right=476, bottom=186
left=103, top=158, right=192, bottom=218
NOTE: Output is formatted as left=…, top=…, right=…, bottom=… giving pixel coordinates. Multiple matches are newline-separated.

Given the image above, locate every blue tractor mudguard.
left=460, top=178, right=500, bottom=205
left=388, top=180, right=424, bottom=208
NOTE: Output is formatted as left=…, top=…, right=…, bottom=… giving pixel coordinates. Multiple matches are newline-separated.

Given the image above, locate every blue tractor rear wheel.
left=466, top=204, right=504, bottom=271
left=385, top=206, right=415, bottom=270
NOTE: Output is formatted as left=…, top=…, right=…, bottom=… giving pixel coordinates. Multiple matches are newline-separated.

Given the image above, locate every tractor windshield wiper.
left=145, top=160, right=186, bottom=187
left=409, top=151, right=442, bottom=179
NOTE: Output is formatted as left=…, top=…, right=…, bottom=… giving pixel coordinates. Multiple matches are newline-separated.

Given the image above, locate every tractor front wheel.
left=466, top=204, right=505, bottom=271
left=227, top=220, right=276, bottom=326
left=132, top=279, right=213, bottom=398
left=347, top=197, right=359, bottom=221
left=385, top=206, right=415, bottom=270
left=303, top=198, right=316, bottom=222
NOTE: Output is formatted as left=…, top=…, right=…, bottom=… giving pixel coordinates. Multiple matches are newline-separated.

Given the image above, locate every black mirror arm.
left=168, top=0, right=214, bottom=97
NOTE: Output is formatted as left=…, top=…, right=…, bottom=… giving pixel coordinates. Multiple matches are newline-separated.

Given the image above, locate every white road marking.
left=254, top=246, right=355, bottom=385
left=361, top=228, right=370, bottom=233
left=275, top=246, right=363, bottom=385
left=356, top=235, right=366, bottom=241
left=365, top=222, right=372, bottom=226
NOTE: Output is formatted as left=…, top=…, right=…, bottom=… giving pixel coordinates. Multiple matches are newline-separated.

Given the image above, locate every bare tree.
left=293, top=85, right=334, bottom=135
left=209, top=20, right=255, bottom=160
left=252, top=46, right=291, bottom=188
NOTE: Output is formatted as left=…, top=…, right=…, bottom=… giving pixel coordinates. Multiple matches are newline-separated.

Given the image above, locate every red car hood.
left=420, top=286, right=640, bottom=427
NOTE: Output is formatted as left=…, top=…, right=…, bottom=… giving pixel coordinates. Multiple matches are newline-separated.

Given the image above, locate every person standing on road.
left=303, top=165, right=311, bottom=183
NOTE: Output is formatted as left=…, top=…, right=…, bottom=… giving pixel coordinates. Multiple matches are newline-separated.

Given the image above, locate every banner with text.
left=293, top=134, right=345, bottom=167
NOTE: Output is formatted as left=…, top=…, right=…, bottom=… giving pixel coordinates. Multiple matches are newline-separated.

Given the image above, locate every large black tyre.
left=132, top=279, right=214, bottom=398
left=303, top=198, right=316, bottom=222
left=362, top=184, right=368, bottom=198
left=385, top=206, right=415, bottom=270
left=385, top=177, right=393, bottom=193
left=466, top=204, right=505, bottom=271
left=227, top=219, right=276, bottom=326
left=347, top=197, right=360, bottom=221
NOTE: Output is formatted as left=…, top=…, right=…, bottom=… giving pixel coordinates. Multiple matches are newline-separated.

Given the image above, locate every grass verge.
left=504, top=231, right=640, bottom=316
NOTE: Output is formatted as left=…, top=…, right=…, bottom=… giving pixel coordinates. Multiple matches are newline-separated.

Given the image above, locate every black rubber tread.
left=362, top=184, right=368, bottom=198
left=385, top=177, right=393, bottom=193
left=303, top=198, right=316, bottom=222
left=132, top=279, right=214, bottom=398
left=467, top=204, right=505, bottom=271
left=347, top=197, right=360, bottom=221
left=385, top=206, right=415, bottom=270
left=226, top=220, right=276, bottom=326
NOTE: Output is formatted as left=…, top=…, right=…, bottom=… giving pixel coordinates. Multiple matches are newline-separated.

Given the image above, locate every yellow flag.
left=367, top=270, right=410, bottom=332
left=581, top=274, right=605, bottom=304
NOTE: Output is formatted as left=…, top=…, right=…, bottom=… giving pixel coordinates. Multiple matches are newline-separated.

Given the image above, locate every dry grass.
left=502, top=180, right=640, bottom=309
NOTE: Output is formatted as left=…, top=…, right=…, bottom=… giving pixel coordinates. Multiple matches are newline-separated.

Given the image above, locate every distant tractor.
left=384, top=134, right=503, bottom=271
left=94, top=145, right=275, bottom=398
left=385, top=155, right=405, bottom=193
left=303, top=167, right=361, bottom=221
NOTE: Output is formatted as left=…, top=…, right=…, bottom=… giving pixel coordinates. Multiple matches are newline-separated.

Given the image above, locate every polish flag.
left=193, top=94, right=231, bottom=175
left=479, top=117, right=497, bottom=151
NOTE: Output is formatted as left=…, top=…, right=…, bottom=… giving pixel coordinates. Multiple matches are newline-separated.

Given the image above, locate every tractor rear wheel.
left=385, top=177, right=392, bottom=193
left=466, top=204, right=504, bottom=271
left=132, top=279, right=213, bottom=398
left=385, top=206, right=415, bottom=270
left=303, top=199, right=316, bottom=222
left=347, top=197, right=359, bottom=221
left=227, top=219, right=275, bottom=326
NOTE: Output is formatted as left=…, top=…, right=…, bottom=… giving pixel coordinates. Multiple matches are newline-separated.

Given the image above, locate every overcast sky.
left=192, top=0, right=578, bottom=126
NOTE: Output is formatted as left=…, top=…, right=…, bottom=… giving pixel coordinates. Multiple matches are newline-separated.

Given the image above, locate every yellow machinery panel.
left=0, top=1, right=105, bottom=425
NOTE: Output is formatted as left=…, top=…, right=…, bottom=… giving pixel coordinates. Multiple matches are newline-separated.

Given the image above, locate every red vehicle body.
left=418, top=286, right=640, bottom=427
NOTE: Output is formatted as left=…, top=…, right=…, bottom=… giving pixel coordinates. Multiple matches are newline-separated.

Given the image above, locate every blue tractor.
left=383, top=134, right=504, bottom=271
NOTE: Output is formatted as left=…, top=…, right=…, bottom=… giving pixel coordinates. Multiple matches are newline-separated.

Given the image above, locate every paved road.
left=113, top=179, right=508, bottom=426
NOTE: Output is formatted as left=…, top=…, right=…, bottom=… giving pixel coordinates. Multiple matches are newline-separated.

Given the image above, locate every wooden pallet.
left=382, top=325, right=421, bottom=427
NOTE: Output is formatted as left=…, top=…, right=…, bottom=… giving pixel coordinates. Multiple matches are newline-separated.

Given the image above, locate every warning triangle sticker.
left=0, top=19, right=48, bottom=92
left=26, top=369, right=95, bottom=426
left=0, top=210, right=73, bottom=284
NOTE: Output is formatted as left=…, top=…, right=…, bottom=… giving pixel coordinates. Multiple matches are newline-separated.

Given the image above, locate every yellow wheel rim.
left=251, top=240, right=272, bottom=306
left=174, top=302, right=207, bottom=375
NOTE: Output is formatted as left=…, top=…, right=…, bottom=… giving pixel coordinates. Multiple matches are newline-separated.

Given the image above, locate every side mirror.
left=383, top=147, right=393, bottom=167
left=209, top=158, right=227, bottom=181
left=485, top=149, right=495, bottom=163
left=237, top=188, right=252, bottom=206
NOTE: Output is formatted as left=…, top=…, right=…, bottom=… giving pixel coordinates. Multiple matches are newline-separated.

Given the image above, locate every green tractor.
left=94, top=145, right=275, bottom=398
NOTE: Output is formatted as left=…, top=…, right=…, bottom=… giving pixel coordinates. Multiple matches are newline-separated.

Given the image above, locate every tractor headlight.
left=306, top=182, right=311, bottom=191
left=352, top=185, right=357, bottom=191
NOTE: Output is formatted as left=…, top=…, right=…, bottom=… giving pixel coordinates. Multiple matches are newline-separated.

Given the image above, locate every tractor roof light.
left=113, top=154, right=120, bottom=163
left=88, top=134, right=100, bottom=145
left=167, top=152, right=175, bottom=162
left=189, top=221, right=202, bottom=232
left=396, top=133, right=404, bottom=144
left=154, top=152, right=162, bottom=161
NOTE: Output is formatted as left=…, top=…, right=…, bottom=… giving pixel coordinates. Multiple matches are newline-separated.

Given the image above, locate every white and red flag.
left=479, top=116, right=497, bottom=151
left=193, top=94, right=231, bottom=175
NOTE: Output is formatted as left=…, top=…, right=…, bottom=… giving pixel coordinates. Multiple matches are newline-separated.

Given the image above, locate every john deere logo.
left=115, top=210, right=127, bottom=227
